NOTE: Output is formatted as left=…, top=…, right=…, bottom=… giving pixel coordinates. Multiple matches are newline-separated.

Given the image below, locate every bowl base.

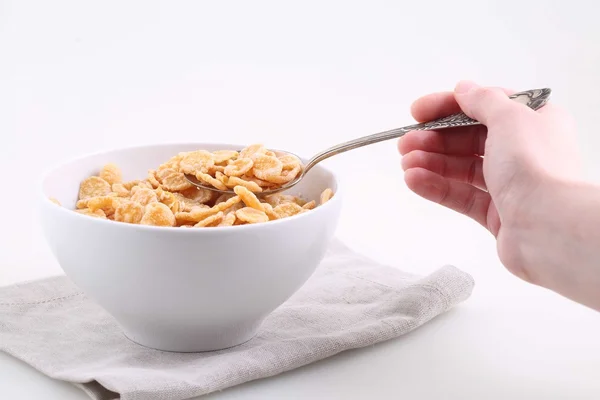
left=121, top=320, right=264, bottom=353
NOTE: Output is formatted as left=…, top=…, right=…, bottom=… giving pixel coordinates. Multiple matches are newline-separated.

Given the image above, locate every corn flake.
left=218, top=212, right=237, bottom=227
left=213, top=150, right=239, bottom=164
left=261, top=203, right=279, bottom=220
left=175, top=205, right=218, bottom=225
left=160, top=171, right=193, bottom=192
left=194, top=211, right=224, bottom=227
left=278, top=154, right=302, bottom=170
left=241, top=176, right=278, bottom=189
left=213, top=195, right=242, bottom=212
left=114, top=201, right=145, bottom=224
left=227, top=176, right=262, bottom=193
left=302, top=200, right=316, bottom=210
left=233, top=186, right=262, bottom=210
left=122, top=180, right=143, bottom=190
left=158, top=154, right=184, bottom=172
left=274, top=202, right=303, bottom=219
left=252, top=154, right=283, bottom=181
left=111, top=183, right=130, bottom=197
left=147, top=170, right=161, bottom=188
left=131, top=188, right=158, bottom=206
left=239, top=144, right=266, bottom=160
left=213, top=193, right=234, bottom=205
left=76, top=208, right=107, bottom=219
left=79, top=177, right=111, bottom=200
left=180, top=150, right=215, bottom=175
left=156, top=188, right=180, bottom=213
left=215, top=171, right=230, bottom=186
left=196, top=171, right=228, bottom=191
left=320, top=188, right=334, bottom=205
left=87, top=195, right=123, bottom=216
left=99, top=163, right=122, bottom=185
left=140, top=202, right=176, bottom=227
left=173, top=193, right=200, bottom=212
left=208, top=165, right=226, bottom=175
left=224, top=158, right=253, bottom=177
left=264, top=164, right=301, bottom=185
left=179, top=187, right=213, bottom=204
left=264, top=194, right=305, bottom=207
left=235, top=207, right=269, bottom=224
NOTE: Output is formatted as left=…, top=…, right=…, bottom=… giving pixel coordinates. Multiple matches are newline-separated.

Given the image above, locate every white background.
left=2, top=1, right=600, bottom=399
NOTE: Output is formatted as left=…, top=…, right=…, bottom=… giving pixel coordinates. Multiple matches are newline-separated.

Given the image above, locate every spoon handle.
left=303, top=88, right=552, bottom=173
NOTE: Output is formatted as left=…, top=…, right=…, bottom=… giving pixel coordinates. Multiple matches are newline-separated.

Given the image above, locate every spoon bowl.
left=183, top=148, right=306, bottom=196
left=185, top=88, right=552, bottom=195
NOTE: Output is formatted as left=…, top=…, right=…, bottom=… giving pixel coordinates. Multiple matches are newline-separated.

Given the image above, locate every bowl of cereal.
left=39, top=143, right=341, bottom=352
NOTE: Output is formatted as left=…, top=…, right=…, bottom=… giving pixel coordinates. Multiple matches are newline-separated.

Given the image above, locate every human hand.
left=399, top=81, right=583, bottom=283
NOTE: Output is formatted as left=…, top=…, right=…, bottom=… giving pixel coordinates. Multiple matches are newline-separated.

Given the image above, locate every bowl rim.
left=40, top=141, right=342, bottom=233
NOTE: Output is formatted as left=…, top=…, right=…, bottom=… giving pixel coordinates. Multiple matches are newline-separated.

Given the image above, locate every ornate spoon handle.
left=302, top=88, right=551, bottom=173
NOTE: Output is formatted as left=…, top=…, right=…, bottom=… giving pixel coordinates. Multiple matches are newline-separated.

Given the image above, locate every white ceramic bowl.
left=39, top=143, right=341, bottom=352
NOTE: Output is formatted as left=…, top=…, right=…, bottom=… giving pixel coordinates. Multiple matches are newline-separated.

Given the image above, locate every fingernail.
left=455, top=80, right=479, bottom=94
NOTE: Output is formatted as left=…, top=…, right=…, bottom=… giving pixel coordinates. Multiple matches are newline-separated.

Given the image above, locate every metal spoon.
left=185, top=88, right=552, bottom=195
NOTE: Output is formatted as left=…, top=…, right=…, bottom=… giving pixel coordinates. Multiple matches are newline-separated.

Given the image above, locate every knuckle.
left=402, top=149, right=428, bottom=170
left=437, top=180, right=451, bottom=205
left=476, top=86, right=496, bottom=98
left=460, top=188, right=478, bottom=216
left=467, top=159, right=478, bottom=185
left=473, top=87, right=503, bottom=104
left=406, top=149, right=425, bottom=163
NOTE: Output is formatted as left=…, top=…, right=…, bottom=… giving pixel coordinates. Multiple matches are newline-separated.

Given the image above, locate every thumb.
left=454, top=81, right=527, bottom=126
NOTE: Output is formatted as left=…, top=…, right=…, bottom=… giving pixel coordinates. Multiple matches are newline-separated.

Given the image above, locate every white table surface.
left=2, top=1, right=600, bottom=399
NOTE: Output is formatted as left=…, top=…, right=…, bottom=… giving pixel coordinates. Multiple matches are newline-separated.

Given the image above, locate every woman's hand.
left=399, top=81, right=581, bottom=237
left=398, top=81, right=600, bottom=311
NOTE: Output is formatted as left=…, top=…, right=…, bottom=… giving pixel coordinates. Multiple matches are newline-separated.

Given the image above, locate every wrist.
left=499, top=178, right=600, bottom=310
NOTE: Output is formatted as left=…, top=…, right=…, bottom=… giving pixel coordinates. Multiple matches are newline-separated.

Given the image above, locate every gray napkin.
left=0, top=239, right=474, bottom=400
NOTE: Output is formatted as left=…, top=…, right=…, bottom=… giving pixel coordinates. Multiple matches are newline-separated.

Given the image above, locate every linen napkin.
left=0, top=239, right=474, bottom=400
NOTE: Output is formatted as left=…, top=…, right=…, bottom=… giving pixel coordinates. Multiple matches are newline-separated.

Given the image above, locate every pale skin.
left=399, top=80, right=600, bottom=312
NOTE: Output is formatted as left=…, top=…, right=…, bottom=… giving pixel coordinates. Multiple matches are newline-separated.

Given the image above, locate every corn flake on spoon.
left=185, top=88, right=551, bottom=195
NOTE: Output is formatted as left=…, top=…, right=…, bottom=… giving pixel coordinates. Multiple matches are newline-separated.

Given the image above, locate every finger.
left=410, top=92, right=462, bottom=122
left=404, top=168, right=492, bottom=229
left=454, top=81, right=532, bottom=126
left=401, top=150, right=486, bottom=190
left=411, top=87, right=515, bottom=123
left=398, top=125, right=487, bottom=156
